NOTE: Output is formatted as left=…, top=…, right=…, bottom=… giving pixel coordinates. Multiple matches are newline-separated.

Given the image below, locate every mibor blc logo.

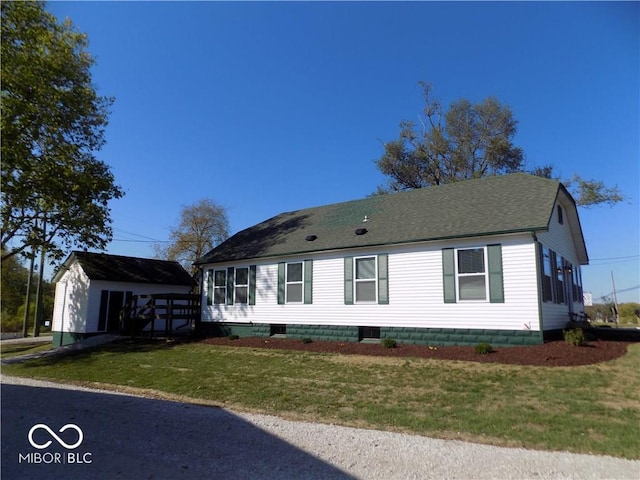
left=28, top=424, right=83, bottom=450
left=19, top=423, right=92, bottom=465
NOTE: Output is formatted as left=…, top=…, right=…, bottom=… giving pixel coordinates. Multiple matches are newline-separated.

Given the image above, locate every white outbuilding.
left=51, top=252, right=195, bottom=346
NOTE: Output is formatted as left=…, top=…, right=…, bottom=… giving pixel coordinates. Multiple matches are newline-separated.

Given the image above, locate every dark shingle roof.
left=54, top=252, right=195, bottom=286
left=197, top=174, right=580, bottom=264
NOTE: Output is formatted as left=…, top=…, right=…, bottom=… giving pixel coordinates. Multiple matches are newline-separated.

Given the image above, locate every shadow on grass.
left=0, top=343, right=52, bottom=358
left=593, top=327, right=640, bottom=342
left=14, top=337, right=191, bottom=368
left=2, top=381, right=355, bottom=480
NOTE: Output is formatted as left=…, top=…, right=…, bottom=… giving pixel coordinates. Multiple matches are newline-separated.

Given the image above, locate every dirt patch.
left=200, top=337, right=633, bottom=367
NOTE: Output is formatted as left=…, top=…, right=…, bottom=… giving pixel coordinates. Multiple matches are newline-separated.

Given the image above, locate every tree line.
left=1, top=248, right=54, bottom=333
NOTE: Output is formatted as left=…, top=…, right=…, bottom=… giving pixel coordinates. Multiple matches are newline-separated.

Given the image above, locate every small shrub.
left=474, top=342, right=493, bottom=354
left=228, top=334, right=240, bottom=340
left=381, top=338, right=397, bottom=348
left=301, top=337, right=313, bottom=344
left=563, top=328, right=585, bottom=346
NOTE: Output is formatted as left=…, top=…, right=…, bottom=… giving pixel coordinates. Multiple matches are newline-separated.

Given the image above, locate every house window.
left=359, top=326, right=380, bottom=340
left=355, top=256, right=377, bottom=303
left=213, top=266, right=256, bottom=306
left=344, top=254, right=388, bottom=305
left=235, top=267, right=249, bottom=304
left=278, top=260, right=313, bottom=304
left=442, top=246, right=503, bottom=304
left=541, top=246, right=554, bottom=302
left=456, top=248, right=487, bottom=301
left=270, top=324, right=286, bottom=336
left=557, top=205, right=564, bottom=225
left=214, top=270, right=227, bottom=305
left=286, top=262, right=303, bottom=303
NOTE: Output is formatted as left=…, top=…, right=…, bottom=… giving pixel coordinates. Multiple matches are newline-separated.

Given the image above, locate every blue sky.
left=46, top=1, right=639, bottom=303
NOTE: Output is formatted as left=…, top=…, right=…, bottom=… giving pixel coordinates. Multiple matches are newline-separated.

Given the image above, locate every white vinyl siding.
left=200, top=234, right=541, bottom=332
left=51, top=261, right=90, bottom=334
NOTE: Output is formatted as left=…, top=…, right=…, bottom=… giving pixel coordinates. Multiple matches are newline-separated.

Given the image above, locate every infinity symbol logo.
left=28, top=424, right=84, bottom=450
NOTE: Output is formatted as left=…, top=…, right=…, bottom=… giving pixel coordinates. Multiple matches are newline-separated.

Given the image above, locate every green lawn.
left=3, top=339, right=639, bottom=459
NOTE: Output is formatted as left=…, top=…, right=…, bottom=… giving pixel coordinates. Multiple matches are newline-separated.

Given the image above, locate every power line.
left=596, top=285, right=640, bottom=299
left=589, top=255, right=639, bottom=261
left=113, top=228, right=162, bottom=242
left=588, top=255, right=640, bottom=266
left=604, top=285, right=640, bottom=295
left=111, top=238, right=170, bottom=243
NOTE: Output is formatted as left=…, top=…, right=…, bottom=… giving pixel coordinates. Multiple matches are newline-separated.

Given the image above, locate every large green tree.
left=154, top=199, right=230, bottom=273
left=0, top=248, right=29, bottom=323
left=376, top=82, right=624, bottom=207
left=0, top=247, right=54, bottom=333
left=1, top=1, right=123, bottom=263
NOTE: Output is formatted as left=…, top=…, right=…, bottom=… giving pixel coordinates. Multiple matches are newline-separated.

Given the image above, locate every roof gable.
left=53, top=252, right=194, bottom=286
left=197, top=174, right=583, bottom=264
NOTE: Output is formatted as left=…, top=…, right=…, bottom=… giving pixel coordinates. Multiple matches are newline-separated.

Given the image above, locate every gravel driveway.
left=2, top=375, right=638, bottom=480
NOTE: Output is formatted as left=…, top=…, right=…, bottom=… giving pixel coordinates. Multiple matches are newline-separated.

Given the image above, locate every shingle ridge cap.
left=292, top=173, right=558, bottom=210
left=230, top=172, right=560, bottom=232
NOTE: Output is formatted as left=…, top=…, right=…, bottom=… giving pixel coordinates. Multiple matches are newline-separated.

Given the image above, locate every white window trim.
left=354, top=255, right=377, bottom=304
left=454, top=246, right=489, bottom=302
left=213, top=269, right=226, bottom=305
left=285, top=261, right=304, bottom=304
left=235, top=267, right=249, bottom=304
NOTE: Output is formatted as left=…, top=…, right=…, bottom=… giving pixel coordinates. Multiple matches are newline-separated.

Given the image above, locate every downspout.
left=532, top=233, right=545, bottom=343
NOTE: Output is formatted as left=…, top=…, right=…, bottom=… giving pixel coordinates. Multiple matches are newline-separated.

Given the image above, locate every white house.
left=194, top=174, right=588, bottom=346
left=51, top=252, right=195, bottom=346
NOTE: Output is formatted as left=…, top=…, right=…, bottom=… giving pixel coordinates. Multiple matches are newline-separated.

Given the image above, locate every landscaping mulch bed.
left=200, top=336, right=634, bottom=367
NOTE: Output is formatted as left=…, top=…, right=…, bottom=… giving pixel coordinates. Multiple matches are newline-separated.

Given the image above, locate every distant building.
left=583, top=292, right=593, bottom=306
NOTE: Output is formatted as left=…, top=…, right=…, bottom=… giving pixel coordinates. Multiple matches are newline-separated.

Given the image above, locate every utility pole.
left=21, top=252, right=35, bottom=338
left=33, top=244, right=47, bottom=337
left=611, top=271, right=619, bottom=326
left=33, top=218, right=47, bottom=337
